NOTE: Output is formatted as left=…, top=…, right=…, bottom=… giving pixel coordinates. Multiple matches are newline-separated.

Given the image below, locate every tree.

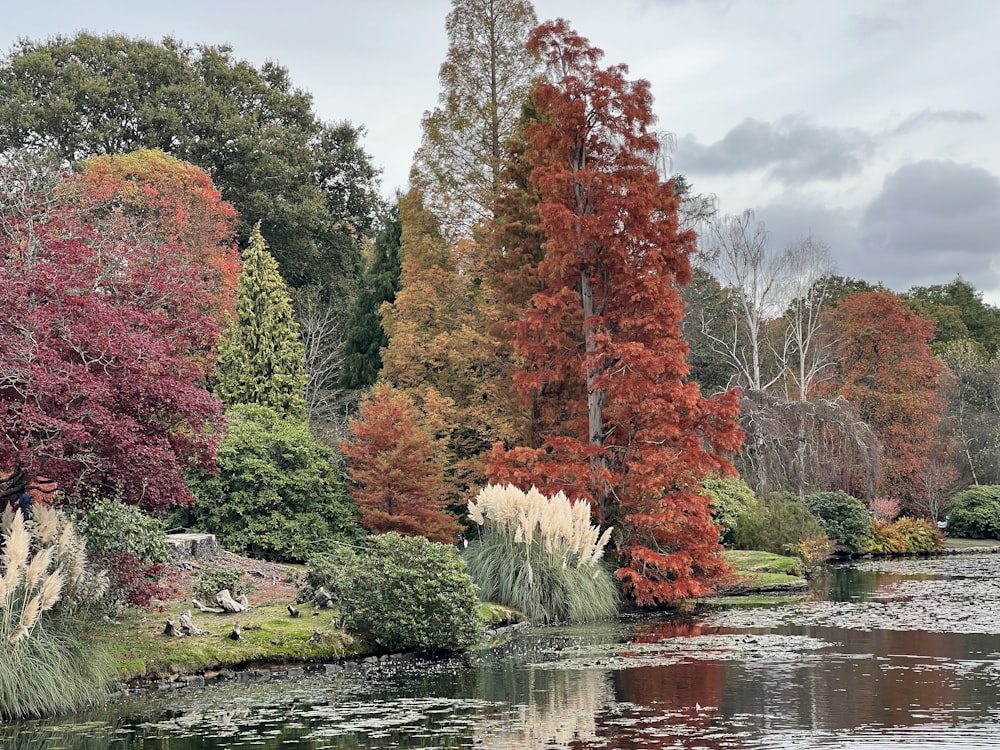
left=0, top=33, right=382, bottom=297
left=340, top=201, right=403, bottom=390
left=340, top=384, right=458, bottom=544
left=74, top=149, right=241, bottom=325
left=780, top=235, right=837, bottom=401
left=380, top=190, right=516, bottom=504
left=821, top=291, right=952, bottom=510
left=411, top=0, right=540, bottom=240
left=903, top=277, right=1000, bottom=355
left=215, top=223, right=307, bottom=420
left=938, top=339, right=1000, bottom=486
left=0, top=152, right=222, bottom=511
left=487, top=21, right=743, bottom=605
left=697, top=210, right=788, bottom=392
left=185, top=404, right=362, bottom=562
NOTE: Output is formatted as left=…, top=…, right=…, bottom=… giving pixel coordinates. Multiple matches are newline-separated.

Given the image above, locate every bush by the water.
left=732, top=494, right=828, bottom=559
left=0, top=505, right=113, bottom=719
left=297, top=545, right=360, bottom=604
left=335, top=533, right=482, bottom=655
left=866, top=518, right=944, bottom=554
left=804, top=491, right=873, bottom=553
left=75, top=498, right=172, bottom=607
left=463, top=484, right=618, bottom=625
left=946, top=486, right=1000, bottom=539
left=700, top=475, right=757, bottom=545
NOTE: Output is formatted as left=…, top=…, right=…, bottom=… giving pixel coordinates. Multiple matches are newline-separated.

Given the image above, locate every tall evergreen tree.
left=340, top=201, right=403, bottom=389
left=411, top=0, right=539, bottom=240
left=215, top=223, right=307, bottom=419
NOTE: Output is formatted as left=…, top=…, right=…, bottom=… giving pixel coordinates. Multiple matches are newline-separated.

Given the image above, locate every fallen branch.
left=179, top=611, right=206, bottom=635
left=216, top=588, right=249, bottom=613
left=192, top=598, right=224, bottom=613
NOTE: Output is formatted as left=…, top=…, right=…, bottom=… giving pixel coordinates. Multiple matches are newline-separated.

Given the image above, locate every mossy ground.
left=714, top=550, right=809, bottom=595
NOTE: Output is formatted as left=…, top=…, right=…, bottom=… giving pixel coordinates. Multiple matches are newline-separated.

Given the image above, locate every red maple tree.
left=487, top=20, right=743, bottom=605
left=0, top=156, right=223, bottom=511
left=341, top=384, right=459, bottom=544
left=820, top=291, right=952, bottom=510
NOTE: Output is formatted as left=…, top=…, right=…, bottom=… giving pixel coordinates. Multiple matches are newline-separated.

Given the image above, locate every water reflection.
left=7, top=554, right=1000, bottom=749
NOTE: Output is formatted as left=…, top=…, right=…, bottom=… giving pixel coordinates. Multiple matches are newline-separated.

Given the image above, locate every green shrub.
left=946, top=486, right=1000, bottom=539
left=804, top=491, right=873, bottom=553
left=193, top=567, right=252, bottom=602
left=337, top=533, right=483, bottom=655
left=732, top=494, right=828, bottom=558
left=75, top=498, right=169, bottom=563
left=700, top=475, right=757, bottom=545
left=463, top=484, right=619, bottom=625
left=296, top=545, right=360, bottom=604
left=185, top=404, right=364, bottom=562
left=867, top=518, right=945, bottom=554
left=0, top=505, right=113, bottom=719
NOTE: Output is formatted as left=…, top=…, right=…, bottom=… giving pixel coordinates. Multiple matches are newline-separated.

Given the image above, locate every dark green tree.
left=903, top=277, right=1000, bottom=355
left=0, top=33, right=382, bottom=297
left=215, top=223, right=307, bottom=419
left=185, top=404, right=363, bottom=562
left=340, top=201, right=403, bottom=389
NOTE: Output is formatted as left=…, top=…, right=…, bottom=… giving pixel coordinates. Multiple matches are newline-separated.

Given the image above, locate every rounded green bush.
left=732, top=494, right=827, bottom=556
left=185, top=404, right=363, bottom=562
left=700, top=475, right=757, bottom=545
left=804, top=491, right=873, bottom=553
left=75, top=498, right=169, bottom=564
left=338, top=533, right=483, bottom=655
left=947, top=486, right=1000, bottom=539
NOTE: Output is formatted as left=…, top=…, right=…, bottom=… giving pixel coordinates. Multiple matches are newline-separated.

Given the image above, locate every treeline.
left=2, top=0, right=997, bottom=618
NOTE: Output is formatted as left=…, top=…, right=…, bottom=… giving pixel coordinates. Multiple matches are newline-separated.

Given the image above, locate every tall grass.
left=0, top=504, right=113, bottom=719
left=464, top=484, right=619, bottom=624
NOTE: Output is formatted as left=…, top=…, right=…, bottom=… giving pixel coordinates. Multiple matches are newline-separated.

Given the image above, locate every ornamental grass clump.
left=464, top=483, right=618, bottom=624
left=0, top=503, right=112, bottom=720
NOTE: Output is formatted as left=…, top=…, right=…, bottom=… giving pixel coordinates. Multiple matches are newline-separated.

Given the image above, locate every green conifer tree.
left=340, top=201, right=403, bottom=389
left=216, top=223, right=307, bottom=419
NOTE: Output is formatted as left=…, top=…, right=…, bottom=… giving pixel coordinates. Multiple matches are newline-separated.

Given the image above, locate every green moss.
left=97, top=604, right=361, bottom=681
left=724, top=549, right=805, bottom=577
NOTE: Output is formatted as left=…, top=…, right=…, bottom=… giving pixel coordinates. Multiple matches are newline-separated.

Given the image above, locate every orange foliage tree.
left=341, top=383, right=458, bottom=544
left=487, top=21, right=743, bottom=605
left=380, top=190, right=519, bottom=503
left=821, top=291, right=954, bottom=512
left=75, top=149, right=241, bottom=324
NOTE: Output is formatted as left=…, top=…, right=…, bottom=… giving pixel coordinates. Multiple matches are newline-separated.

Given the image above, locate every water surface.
left=8, top=553, right=1000, bottom=749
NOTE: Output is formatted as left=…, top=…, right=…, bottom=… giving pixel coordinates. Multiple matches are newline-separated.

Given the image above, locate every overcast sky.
left=4, top=1, right=1000, bottom=302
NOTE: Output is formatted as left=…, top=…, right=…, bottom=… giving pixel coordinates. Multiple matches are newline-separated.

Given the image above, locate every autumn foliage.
left=821, top=291, right=951, bottom=509
left=487, top=21, right=743, bottom=605
left=342, top=384, right=459, bottom=544
left=0, top=155, right=223, bottom=511
left=75, top=149, right=240, bottom=324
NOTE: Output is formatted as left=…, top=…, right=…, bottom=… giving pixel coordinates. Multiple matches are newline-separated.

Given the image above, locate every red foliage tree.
left=74, top=149, right=241, bottom=325
left=341, top=384, right=459, bottom=544
left=0, top=155, right=223, bottom=511
left=486, top=21, right=743, bottom=605
left=821, top=291, right=953, bottom=510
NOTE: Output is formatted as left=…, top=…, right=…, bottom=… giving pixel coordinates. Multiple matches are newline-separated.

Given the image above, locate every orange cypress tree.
left=341, top=383, right=459, bottom=544
left=487, top=20, right=743, bottom=605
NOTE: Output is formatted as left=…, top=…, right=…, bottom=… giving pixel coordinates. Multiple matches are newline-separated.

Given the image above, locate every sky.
left=4, top=1, right=1000, bottom=301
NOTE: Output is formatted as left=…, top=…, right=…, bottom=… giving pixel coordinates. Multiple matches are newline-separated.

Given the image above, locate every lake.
left=7, top=552, right=1000, bottom=749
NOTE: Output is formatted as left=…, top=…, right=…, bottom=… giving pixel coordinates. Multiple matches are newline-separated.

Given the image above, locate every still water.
left=8, top=553, right=1000, bottom=749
